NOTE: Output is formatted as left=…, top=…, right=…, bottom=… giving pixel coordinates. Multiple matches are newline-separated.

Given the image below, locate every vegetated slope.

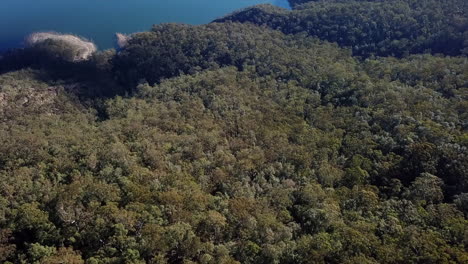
left=216, top=0, right=468, bottom=57
left=0, top=44, right=122, bottom=98
left=287, top=0, right=386, bottom=9
left=0, top=5, right=467, bottom=264
left=0, top=70, right=86, bottom=119
left=112, top=22, right=355, bottom=91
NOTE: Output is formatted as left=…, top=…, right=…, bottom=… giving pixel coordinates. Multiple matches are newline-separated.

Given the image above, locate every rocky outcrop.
left=26, top=32, right=97, bottom=61
left=116, top=33, right=131, bottom=49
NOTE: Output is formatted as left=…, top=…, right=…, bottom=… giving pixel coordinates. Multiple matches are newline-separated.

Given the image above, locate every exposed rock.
left=26, top=32, right=97, bottom=61
left=116, top=33, right=131, bottom=48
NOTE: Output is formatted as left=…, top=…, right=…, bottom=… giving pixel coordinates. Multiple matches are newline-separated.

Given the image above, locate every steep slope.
left=216, top=0, right=468, bottom=57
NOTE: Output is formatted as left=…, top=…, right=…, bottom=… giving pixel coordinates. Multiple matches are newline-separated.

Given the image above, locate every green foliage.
left=407, top=173, right=444, bottom=204
left=112, top=22, right=355, bottom=91
left=0, top=0, right=467, bottom=263
left=0, top=229, right=15, bottom=261
left=217, top=0, right=468, bottom=57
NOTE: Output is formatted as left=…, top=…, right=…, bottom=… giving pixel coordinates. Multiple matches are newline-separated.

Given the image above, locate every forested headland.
left=0, top=0, right=467, bottom=263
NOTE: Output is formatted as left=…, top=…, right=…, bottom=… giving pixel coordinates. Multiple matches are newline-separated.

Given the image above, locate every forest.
left=0, top=0, right=467, bottom=263
left=216, top=0, right=468, bottom=57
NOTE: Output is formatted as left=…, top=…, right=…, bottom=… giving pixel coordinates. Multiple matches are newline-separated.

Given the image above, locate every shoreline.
left=0, top=0, right=291, bottom=53
left=26, top=32, right=98, bottom=61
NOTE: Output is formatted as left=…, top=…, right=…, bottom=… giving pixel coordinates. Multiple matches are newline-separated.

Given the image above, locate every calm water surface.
left=1, top=0, right=289, bottom=50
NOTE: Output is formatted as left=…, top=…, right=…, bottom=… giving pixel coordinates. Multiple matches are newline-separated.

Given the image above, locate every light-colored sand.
left=26, top=32, right=97, bottom=61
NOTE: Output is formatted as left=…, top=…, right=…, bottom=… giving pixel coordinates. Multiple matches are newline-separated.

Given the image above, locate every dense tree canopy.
left=0, top=0, right=467, bottom=263
left=217, top=0, right=468, bottom=57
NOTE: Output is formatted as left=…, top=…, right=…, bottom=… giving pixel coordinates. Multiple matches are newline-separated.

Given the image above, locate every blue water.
left=0, top=0, right=289, bottom=50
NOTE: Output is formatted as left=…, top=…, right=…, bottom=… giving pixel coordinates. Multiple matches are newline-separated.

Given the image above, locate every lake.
left=0, top=0, right=289, bottom=51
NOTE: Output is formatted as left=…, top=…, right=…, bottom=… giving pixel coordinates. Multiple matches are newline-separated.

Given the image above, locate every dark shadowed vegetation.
left=217, top=0, right=468, bottom=57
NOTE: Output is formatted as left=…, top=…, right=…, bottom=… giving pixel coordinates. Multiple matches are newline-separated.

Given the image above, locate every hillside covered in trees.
left=0, top=0, right=467, bottom=263
left=216, top=0, right=468, bottom=57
